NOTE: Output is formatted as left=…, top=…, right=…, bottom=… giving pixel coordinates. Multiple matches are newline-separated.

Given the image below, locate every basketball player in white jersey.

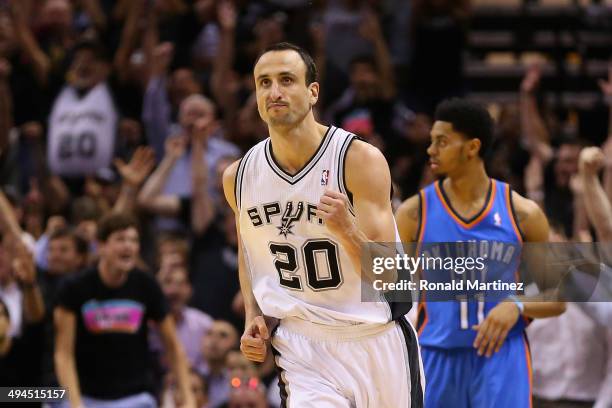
left=222, top=42, right=424, bottom=407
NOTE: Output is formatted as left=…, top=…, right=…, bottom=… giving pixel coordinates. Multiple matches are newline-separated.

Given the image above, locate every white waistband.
left=278, top=317, right=395, bottom=341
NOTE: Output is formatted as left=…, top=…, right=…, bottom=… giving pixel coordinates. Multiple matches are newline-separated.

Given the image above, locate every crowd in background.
left=0, top=0, right=611, bottom=407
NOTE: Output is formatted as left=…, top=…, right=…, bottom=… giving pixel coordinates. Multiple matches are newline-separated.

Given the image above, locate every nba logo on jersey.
left=494, top=212, right=502, bottom=226
left=321, top=169, right=329, bottom=185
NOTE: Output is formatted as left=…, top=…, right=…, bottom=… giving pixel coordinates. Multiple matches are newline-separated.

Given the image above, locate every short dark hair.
left=349, top=55, right=377, bottom=72
left=435, top=98, right=494, bottom=158
left=69, top=40, right=109, bottom=63
left=255, top=42, right=318, bottom=85
left=49, top=227, right=89, bottom=256
left=72, top=197, right=101, bottom=224
left=97, top=213, right=139, bottom=242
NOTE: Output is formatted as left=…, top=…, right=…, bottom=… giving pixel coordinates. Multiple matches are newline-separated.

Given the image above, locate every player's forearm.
left=240, top=269, right=262, bottom=322
left=520, top=300, right=566, bottom=318
left=238, top=247, right=262, bottom=322
left=340, top=226, right=398, bottom=285
left=581, top=173, right=612, bottom=240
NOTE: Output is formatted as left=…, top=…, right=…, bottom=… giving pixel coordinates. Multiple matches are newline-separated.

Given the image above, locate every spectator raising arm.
left=598, top=65, right=612, bottom=204
left=21, top=121, right=70, bottom=215
left=578, top=147, right=612, bottom=241
left=190, top=119, right=215, bottom=235
left=520, top=65, right=553, bottom=162
left=520, top=65, right=552, bottom=208
left=10, top=1, right=50, bottom=85
left=142, top=42, right=174, bottom=160
left=210, top=1, right=241, bottom=141
left=0, top=59, right=12, bottom=157
left=80, top=0, right=108, bottom=33
left=0, top=188, right=22, bottom=241
left=0, top=189, right=46, bottom=324
left=12, top=242, right=44, bottom=323
left=114, top=0, right=145, bottom=83
left=138, top=136, right=186, bottom=217
left=359, top=9, right=395, bottom=100
left=113, top=146, right=156, bottom=214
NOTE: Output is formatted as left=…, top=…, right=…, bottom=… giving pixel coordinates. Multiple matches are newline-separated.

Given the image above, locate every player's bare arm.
left=473, top=191, right=566, bottom=357
left=395, top=194, right=421, bottom=244
left=223, top=160, right=273, bottom=363
left=317, top=140, right=398, bottom=284
left=512, top=191, right=566, bottom=316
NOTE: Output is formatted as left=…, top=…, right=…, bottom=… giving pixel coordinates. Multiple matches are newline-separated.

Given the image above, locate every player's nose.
left=269, top=82, right=283, bottom=100
left=427, top=143, right=437, bottom=156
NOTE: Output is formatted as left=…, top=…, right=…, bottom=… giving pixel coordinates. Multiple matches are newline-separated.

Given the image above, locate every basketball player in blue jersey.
left=222, top=42, right=424, bottom=407
left=396, top=99, right=566, bottom=408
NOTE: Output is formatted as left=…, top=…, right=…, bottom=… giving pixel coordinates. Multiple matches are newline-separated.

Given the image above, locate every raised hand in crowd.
left=0, top=58, right=11, bottom=156
left=578, top=147, right=612, bottom=241
left=166, top=134, right=188, bottom=160
left=44, top=215, right=67, bottom=237
left=521, top=64, right=542, bottom=95
left=114, top=146, right=157, bottom=189
left=191, top=117, right=216, bottom=235
left=218, top=0, right=237, bottom=33
left=12, top=242, right=45, bottom=324
left=359, top=9, right=384, bottom=43
left=150, top=42, right=175, bottom=79
left=137, top=135, right=187, bottom=217
left=112, top=146, right=156, bottom=214
left=579, top=146, right=605, bottom=177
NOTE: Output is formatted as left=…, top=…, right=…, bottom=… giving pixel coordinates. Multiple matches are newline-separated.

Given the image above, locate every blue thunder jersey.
left=417, top=178, right=528, bottom=348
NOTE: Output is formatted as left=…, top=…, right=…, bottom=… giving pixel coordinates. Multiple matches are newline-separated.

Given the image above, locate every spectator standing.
left=54, top=213, right=195, bottom=408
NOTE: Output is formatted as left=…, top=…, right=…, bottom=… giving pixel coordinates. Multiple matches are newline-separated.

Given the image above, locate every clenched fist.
left=578, top=147, right=605, bottom=176
left=316, top=190, right=356, bottom=241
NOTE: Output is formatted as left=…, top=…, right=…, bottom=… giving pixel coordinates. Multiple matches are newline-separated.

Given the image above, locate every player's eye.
left=281, top=77, right=293, bottom=85
left=260, top=78, right=271, bottom=87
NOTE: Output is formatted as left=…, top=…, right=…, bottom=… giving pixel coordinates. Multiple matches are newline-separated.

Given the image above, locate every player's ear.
left=308, top=82, right=320, bottom=105
left=468, top=138, right=481, bottom=159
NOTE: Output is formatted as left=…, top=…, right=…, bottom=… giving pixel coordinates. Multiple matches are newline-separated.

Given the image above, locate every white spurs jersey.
left=236, top=126, right=392, bottom=325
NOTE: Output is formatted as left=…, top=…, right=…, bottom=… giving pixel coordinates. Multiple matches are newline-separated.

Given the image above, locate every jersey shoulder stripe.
left=235, top=142, right=261, bottom=210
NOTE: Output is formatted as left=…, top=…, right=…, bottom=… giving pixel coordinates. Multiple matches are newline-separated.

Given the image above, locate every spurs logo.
left=277, top=201, right=304, bottom=237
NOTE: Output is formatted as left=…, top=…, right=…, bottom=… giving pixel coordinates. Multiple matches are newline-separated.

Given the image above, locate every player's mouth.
left=267, top=103, right=288, bottom=110
left=429, top=160, right=439, bottom=170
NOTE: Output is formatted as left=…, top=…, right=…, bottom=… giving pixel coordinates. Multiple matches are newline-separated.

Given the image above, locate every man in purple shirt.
left=151, top=264, right=213, bottom=374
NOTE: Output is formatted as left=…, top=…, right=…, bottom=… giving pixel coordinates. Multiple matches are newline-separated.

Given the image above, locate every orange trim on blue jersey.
left=416, top=189, right=428, bottom=336
left=505, top=183, right=523, bottom=243
left=417, top=190, right=427, bottom=243
left=417, top=297, right=428, bottom=336
left=434, top=180, right=497, bottom=229
left=523, top=335, right=533, bottom=408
